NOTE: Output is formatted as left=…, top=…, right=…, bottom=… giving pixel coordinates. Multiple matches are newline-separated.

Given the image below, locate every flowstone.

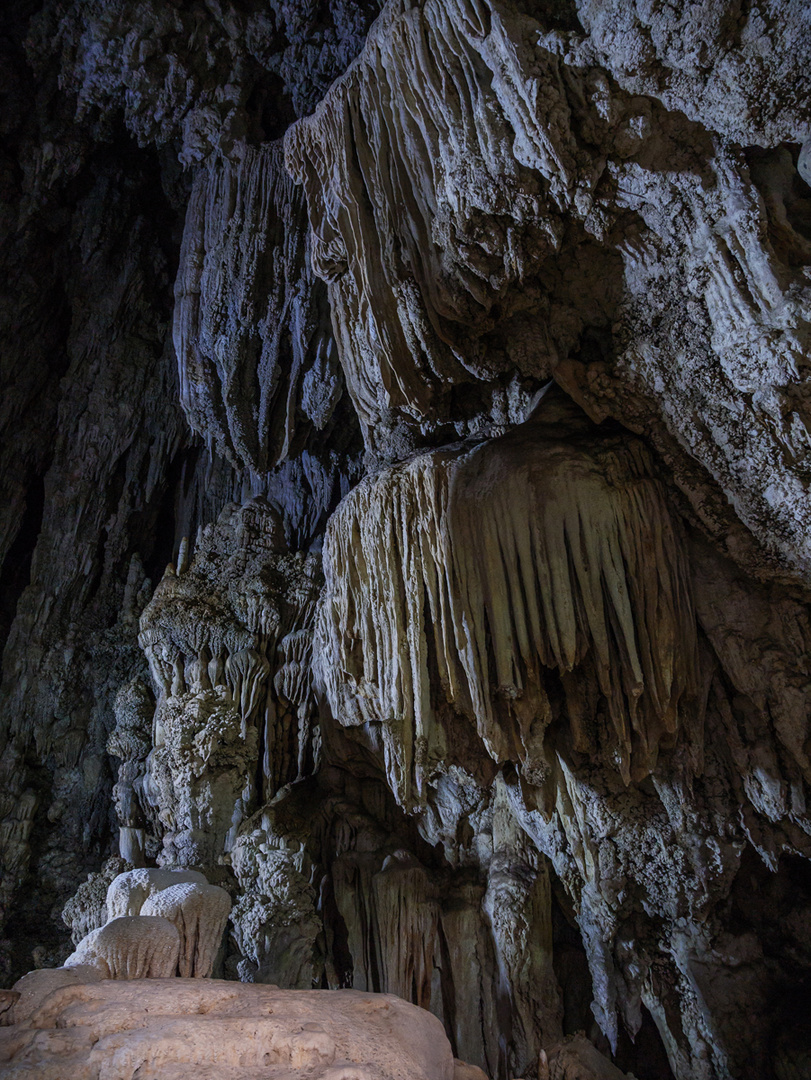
left=0, top=978, right=458, bottom=1080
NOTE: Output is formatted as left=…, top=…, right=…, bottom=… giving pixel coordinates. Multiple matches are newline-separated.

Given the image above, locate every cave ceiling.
left=1, top=2, right=810, bottom=1079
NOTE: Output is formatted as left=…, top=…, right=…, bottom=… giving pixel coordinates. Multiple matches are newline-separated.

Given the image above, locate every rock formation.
left=173, top=141, right=344, bottom=476
left=1, top=0, right=810, bottom=1079
left=0, top=977, right=460, bottom=1080
left=106, top=868, right=208, bottom=920
left=141, top=881, right=232, bottom=978
left=64, top=915, right=182, bottom=979
left=63, top=867, right=232, bottom=980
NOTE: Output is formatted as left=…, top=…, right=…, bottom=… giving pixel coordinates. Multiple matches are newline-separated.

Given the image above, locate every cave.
left=0, top=2, right=810, bottom=1078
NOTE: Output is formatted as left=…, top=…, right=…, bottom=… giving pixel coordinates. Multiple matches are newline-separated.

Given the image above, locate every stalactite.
left=173, top=142, right=341, bottom=475
left=317, top=397, right=698, bottom=807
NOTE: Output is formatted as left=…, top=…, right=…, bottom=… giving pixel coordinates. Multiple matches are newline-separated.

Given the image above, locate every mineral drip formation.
left=1, top=1, right=811, bottom=1080
left=318, top=397, right=698, bottom=806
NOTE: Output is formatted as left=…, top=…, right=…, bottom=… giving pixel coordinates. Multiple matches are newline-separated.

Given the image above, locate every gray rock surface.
left=173, top=141, right=346, bottom=474
left=1, top=1, right=810, bottom=1079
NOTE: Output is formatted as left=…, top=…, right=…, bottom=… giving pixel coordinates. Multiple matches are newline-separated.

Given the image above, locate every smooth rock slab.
left=0, top=977, right=456, bottom=1080
left=8, top=965, right=106, bottom=1025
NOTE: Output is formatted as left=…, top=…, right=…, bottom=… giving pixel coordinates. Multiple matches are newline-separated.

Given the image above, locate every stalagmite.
left=106, top=868, right=209, bottom=920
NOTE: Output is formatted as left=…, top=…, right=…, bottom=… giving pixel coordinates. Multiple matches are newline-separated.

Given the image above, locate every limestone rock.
left=0, top=979, right=456, bottom=1080
left=108, top=679, right=155, bottom=866
left=9, top=967, right=105, bottom=1027
left=286, top=0, right=811, bottom=586
left=3, top=2, right=811, bottom=1079
left=135, top=497, right=323, bottom=869
left=573, top=0, right=810, bottom=146
left=173, top=141, right=343, bottom=476
left=106, top=868, right=208, bottom=920
left=454, top=1062, right=489, bottom=1080
left=87, top=868, right=234, bottom=980
left=27, top=0, right=383, bottom=163
left=228, top=815, right=323, bottom=990
left=0, top=991, right=19, bottom=1027
left=141, top=881, right=232, bottom=979
left=64, top=915, right=181, bottom=979
left=225, top=769, right=537, bottom=1077
left=61, top=856, right=131, bottom=946
left=0, top=0, right=373, bottom=980
left=317, top=393, right=697, bottom=807
left=536, top=1033, right=634, bottom=1080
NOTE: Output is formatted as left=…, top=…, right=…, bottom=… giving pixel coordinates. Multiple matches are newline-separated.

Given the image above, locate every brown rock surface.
left=0, top=978, right=456, bottom=1080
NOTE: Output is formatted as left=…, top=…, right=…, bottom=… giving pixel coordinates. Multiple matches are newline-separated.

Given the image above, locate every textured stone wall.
left=1, top=2, right=810, bottom=1079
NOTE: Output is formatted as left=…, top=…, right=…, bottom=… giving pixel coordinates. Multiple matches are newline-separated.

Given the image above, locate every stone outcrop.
left=286, top=0, right=811, bottom=585
left=134, top=497, right=323, bottom=870
left=64, top=915, right=182, bottom=979
left=317, top=391, right=697, bottom=806
left=64, top=868, right=232, bottom=981
left=7, top=967, right=106, bottom=1027
left=61, top=856, right=131, bottom=946
left=1, top=1, right=810, bottom=1079
left=106, top=868, right=208, bottom=920
left=141, top=881, right=232, bottom=978
left=0, top=977, right=458, bottom=1080
left=173, top=141, right=344, bottom=477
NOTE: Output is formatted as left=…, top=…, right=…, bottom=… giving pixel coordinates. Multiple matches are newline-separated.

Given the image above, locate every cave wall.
left=1, top=2, right=810, bottom=1079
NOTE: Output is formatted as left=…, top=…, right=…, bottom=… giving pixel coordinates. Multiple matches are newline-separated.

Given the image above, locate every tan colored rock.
left=0, top=978, right=456, bottom=1080
left=141, top=880, right=231, bottom=978
left=0, top=990, right=19, bottom=1026
left=9, top=966, right=104, bottom=1026
left=317, top=395, right=697, bottom=806
left=454, top=1059, right=489, bottom=1080
left=536, top=1034, right=634, bottom=1079
left=64, top=915, right=181, bottom=979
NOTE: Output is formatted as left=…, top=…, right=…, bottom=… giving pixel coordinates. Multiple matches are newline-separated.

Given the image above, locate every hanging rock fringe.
left=317, top=421, right=698, bottom=805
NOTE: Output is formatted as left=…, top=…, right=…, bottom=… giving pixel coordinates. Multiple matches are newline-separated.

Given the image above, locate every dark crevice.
left=136, top=443, right=198, bottom=587
left=436, top=919, right=459, bottom=1058
left=0, top=473, right=46, bottom=680
left=245, top=73, right=297, bottom=142
left=550, top=869, right=675, bottom=1078
left=319, top=871, right=354, bottom=989
left=614, top=1005, right=676, bottom=1080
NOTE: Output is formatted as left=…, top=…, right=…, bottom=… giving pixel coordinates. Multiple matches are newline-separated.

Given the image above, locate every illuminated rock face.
left=62, top=869, right=231, bottom=982
left=1, top=2, right=811, bottom=1080
left=63, top=916, right=182, bottom=980
left=317, top=394, right=698, bottom=804
left=285, top=0, right=811, bottom=583
left=0, top=978, right=457, bottom=1080
left=141, top=881, right=232, bottom=978
left=173, top=142, right=343, bottom=475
